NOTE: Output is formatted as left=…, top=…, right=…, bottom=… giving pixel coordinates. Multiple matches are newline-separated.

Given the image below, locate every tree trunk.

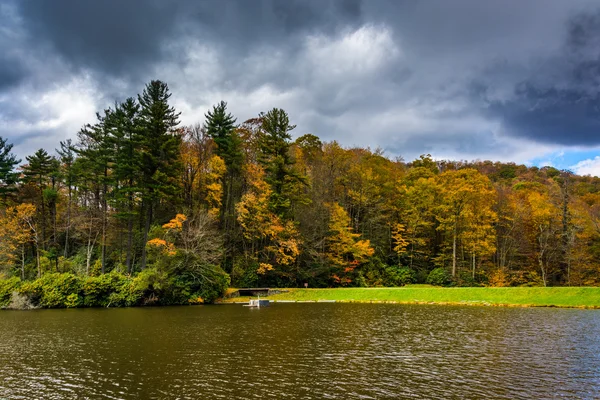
left=140, top=202, right=152, bottom=270
left=40, top=188, right=46, bottom=250
left=538, top=252, right=547, bottom=287
left=101, top=169, right=108, bottom=274
left=126, top=213, right=133, bottom=274
left=452, top=222, right=457, bottom=277
left=64, top=185, right=71, bottom=258
left=472, top=245, right=476, bottom=279
left=21, top=244, right=25, bottom=280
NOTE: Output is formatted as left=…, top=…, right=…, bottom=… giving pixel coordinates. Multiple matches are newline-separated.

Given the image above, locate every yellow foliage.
left=0, top=203, right=36, bottom=268
left=205, top=155, right=226, bottom=217
left=326, top=202, right=374, bottom=268
left=257, top=263, right=274, bottom=275
left=188, top=296, right=204, bottom=304
left=391, top=223, right=409, bottom=256
left=236, top=164, right=302, bottom=270
left=488, top=268, right=510, bottom=287
left=147, top=238, right=168, bottom=248
left=146, top=238, right=177, bottom=256
left=162, top=214, right=187, bottom=231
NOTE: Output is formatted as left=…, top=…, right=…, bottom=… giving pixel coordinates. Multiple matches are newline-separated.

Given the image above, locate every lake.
left=0, top=304, right=599, bottom=399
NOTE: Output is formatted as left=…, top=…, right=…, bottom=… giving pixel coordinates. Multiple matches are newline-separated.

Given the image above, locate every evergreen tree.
left=22, top=148, right=55, bottom=249
left=259, top=108, right=305, bottom=216
left=57, top=139, right=76, bottom=257
left=112, top=98, right=141, bottom=273
left=205, top=101, right=242, bottom=174
left=205, top=102, right=244, bottom=270
left=137, top=80, right=181, bottom=270
left=0, top=136, right=20, bottom=203
left=77, top=108, right=116, bottom=273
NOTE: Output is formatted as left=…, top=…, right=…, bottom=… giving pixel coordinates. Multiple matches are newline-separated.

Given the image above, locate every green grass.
left=220, top=286, right=600, bottom=308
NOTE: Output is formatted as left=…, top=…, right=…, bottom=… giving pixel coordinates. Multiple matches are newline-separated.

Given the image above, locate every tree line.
left=1, top=79, right=599, bottom=305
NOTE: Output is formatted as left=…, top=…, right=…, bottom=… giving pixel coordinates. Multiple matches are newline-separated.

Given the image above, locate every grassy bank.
left=220, top=286, right=600, bottom=308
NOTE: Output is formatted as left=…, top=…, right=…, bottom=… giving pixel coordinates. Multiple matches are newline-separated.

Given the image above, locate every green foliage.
left=457, top=271, right=487, bottom=287
left=205, top=101, right=242, bottom=174
left=426, top=268, right=453, bottom=286
left=0, top=276, right=20, bottom=307
left=231, top=259, right=259, bottom=288
left=20, top=273, right=84, bottom=308
left=83, top=272, right=131, bottom=307
left=362, top=258, right=416, bottom=286
left=195, top=265, right=230, bottom=303
left=1, top=263, right=229, bottom=308
left=0, top=136, right=20, bottom=200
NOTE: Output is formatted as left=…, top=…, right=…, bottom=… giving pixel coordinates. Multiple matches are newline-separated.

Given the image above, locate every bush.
left=362, top=258, right=416, bottom=287
left=457, top=271, right=487, bottom=287
left=426, top=268, right=453, bottom=286
left=83, top=272, right=131, bottom=307
left=193, top=264, right=231, bottom=303
left=0, top=263, right=231, bottom=308
left=20, top=273, right=83, bottom=308
left=0, top=277, right=21, bottom=308
left=389, top=266, right=416, bottom=286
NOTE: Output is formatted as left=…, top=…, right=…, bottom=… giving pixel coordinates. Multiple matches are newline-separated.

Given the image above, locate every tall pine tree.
left=137, top=80, right=181, bottom=270
left=0, top=136, right=20, bottom=204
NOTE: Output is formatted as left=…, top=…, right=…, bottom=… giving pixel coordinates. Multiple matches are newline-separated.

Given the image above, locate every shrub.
left=0, top=277, right=21, bottom=308
left=362, top=258, right=416, bottom=287
left=389, top=266, right=416, bottom=286
left=457, top=271, right=487, bottom=287
left=193, top=264, right=231, bottom=303
left=426, top=268, right=453, bottom=286
left=20, top=273, right=83, bottom=308
left=0, top=263, right=230, bottom=309
left=83, top=272, right=131, bottom=307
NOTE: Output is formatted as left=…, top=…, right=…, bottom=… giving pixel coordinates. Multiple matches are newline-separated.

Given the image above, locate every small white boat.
left=243, top=295, right=270, bottom=308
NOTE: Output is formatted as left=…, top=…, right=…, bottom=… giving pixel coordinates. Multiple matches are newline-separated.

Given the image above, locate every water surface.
left=1, top=304, right=599, bottom=399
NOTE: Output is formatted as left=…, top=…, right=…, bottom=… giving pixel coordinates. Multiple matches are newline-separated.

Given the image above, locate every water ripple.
left=0, top=304, right=599, bottom=399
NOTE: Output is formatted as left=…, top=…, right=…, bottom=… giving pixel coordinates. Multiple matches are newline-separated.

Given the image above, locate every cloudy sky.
left=2, top=0, right=600, bottom=175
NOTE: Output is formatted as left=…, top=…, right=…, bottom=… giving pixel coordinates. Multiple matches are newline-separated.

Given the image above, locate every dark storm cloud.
left=16, top=0, right=362, bottom=80
left=0, top=54, right=26, bottom=90
left=3, top=0, right=600, bottom=161
left=480, top=9, right=600, bottom=146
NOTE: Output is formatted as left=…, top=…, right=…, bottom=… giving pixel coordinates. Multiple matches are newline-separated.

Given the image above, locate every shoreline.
left=217, top=287, right=600, bottom=309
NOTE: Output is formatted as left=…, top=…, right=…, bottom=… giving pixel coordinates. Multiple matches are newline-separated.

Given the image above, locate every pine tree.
left=205, top=101, right=242, bottom=174
left=259, top=108, right=305, bottom=216
left=57, top=139, right=76, bottom=257
left=0, top=136, right=20, bottom=204
left=205, top=102, right=244, bottom=270
left=112, top=98, right=141, bottom=273
left=77, top=108, right=115, bottom=273
left=137, top=80, right=181, bottom=270
left=22, top=148, right=55, bottom=250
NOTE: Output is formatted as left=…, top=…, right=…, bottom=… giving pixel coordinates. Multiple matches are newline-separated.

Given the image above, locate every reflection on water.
left=0, top=304, right=599, bottom=399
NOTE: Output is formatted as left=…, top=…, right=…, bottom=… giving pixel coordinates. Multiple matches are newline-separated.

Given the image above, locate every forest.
left=1, top=79, right=600, bottom=307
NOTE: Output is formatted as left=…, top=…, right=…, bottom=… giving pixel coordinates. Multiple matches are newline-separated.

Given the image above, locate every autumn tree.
left=435, top=168, right=497, bottom=278
left=236, top=164, right=301, bottom=282
left=325, top=202, right=374, bottom=285
left=0, top=203, right=36, bottom=278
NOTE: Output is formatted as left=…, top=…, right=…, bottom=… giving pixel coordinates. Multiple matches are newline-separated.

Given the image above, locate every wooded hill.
left=1, top=80, right=600, bottom=294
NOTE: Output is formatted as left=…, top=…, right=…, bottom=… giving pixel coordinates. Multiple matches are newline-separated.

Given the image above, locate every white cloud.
left=571, top=157, right=600, bottom=177
left=304, top=24, right=400, bottom=80
left=0, top=75, right=100, bottom=160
